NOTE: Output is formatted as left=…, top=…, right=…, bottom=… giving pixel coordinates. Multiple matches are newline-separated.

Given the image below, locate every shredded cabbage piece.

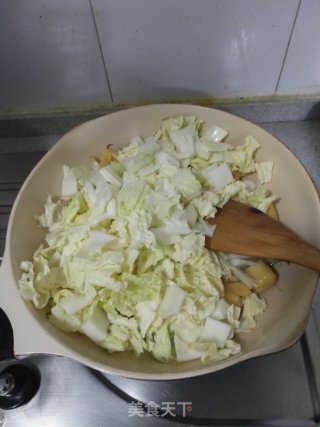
left=19, top=115, right=276, bottom=364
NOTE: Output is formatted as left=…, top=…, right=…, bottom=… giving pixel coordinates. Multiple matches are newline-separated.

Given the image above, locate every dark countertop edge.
left=0, top=98, right=320, bottom=138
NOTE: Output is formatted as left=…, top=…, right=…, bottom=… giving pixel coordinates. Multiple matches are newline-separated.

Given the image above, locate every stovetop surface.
left=0, top=116, right=320, bottom=427
left=0, top=327, right=319, bottom=427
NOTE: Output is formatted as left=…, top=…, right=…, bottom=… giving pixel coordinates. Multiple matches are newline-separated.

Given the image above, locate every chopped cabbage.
left=19, top=115, right=275, bottom=364
left=255, top=161, right=273, bottom=184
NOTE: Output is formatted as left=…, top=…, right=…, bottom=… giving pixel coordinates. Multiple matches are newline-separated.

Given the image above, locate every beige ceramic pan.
left=0, top=104, right=319, bottom=380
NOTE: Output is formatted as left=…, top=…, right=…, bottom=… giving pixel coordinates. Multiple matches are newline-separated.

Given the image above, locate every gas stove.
left=0, top=114, right=320, bottom=426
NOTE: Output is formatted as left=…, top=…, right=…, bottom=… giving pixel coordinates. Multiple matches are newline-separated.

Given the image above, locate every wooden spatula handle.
left=206, top=200, right=320, bottom=271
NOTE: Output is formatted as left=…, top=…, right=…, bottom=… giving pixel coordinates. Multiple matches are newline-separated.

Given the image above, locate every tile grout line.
left=275, top=0, right=302, bottom=92
left=88, top=0, right=114, bottom=103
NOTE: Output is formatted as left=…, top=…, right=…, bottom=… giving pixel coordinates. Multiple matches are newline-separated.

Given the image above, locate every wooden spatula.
left=205, top=200, right=320, bottom=271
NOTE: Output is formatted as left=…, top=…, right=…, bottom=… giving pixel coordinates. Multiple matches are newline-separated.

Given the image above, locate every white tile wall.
left=277, top=0, right=320, bottom=93
left=2, top=0, right=319, bottom=111
left=91, top=0, right=299, bottom=102
left=0, top=0, right=111, bottom=112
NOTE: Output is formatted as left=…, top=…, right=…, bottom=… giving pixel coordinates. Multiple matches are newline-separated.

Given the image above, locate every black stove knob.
left=0, top=308, right=41, bottom=409
left=0, top=363, right=41, bottom=410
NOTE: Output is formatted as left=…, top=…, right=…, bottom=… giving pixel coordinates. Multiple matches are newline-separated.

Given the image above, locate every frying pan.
left=0, top=104, right=319, bottom=380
